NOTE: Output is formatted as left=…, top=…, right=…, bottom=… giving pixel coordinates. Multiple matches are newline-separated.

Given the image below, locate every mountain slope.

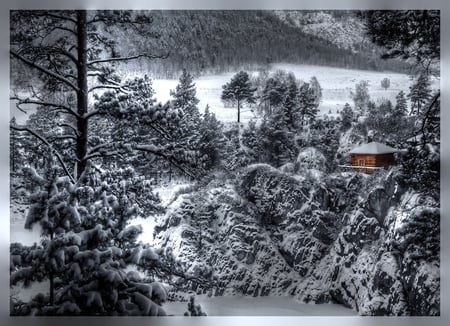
left=121, top=10, right=407, bottom=78
left=274, top=11, right=370, bottom=53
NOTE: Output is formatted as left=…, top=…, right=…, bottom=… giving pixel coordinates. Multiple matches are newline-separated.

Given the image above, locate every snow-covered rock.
left=153, top=164, right=439, bottom=316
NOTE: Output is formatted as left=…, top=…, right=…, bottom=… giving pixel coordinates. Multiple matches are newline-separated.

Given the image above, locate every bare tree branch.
left=419, top=91, right=440, bottom=144
left=33, top=11, right=77, bottom=24
left=87, top=52, right=169, bottom=66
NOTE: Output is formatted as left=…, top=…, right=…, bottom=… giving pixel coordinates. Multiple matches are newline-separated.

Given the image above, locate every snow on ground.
left=163, top=295, right=357, bottom=316
left=10, top=202, right=42, bottom=246
left=10, top=221, right=42, bottom=246
left=128, top=181, right=193, bottom=245
left=150, top=63, right=439, bottom=124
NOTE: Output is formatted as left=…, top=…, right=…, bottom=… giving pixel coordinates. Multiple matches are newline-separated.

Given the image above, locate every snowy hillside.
left=274, top=11, right=369, bottom=53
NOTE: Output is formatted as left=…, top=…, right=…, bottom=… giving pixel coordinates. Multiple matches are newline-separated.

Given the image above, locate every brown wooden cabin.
left=348, top=142, right=398, bottom=174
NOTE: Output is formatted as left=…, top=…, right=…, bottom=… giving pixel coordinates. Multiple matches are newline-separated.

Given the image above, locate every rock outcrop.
left=153, top=164, right=440, bottom=316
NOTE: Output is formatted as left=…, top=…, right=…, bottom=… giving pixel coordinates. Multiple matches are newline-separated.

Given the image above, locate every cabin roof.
left=349, top=142, right=398, bottom=155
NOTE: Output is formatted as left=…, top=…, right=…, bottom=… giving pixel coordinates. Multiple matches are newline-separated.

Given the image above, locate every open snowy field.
left=150, top=63, right=440, bottom=123
left=163, top=295, right=357, bottom=316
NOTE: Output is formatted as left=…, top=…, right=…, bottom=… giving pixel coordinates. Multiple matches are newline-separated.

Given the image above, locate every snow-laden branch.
left=83, top=142, right=118, bottom=161
left=88, top=84, right=131, bottom=94
left=57, top=123, right=80, bottom=137
left=48, top=135, right=77, bottom=143
left=134, top=144, right=197, bottom=179
left=87, top=52, right=169, bottom=66
left=10, top=50, right=80, bottom=92
left=11, top=124, right=75, bottom=184
left=82, top=109, right=103, bottom=120
left=83, top=150, right=124, bottom=161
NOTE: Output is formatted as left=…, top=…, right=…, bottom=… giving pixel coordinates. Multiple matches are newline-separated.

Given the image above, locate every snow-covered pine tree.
left=196, top=105, right=225, bottom=171
left=282, top=73, right=301, bottom=130
left=241, top=120, right=262, bottom=163
left=308, top=117, right=340, bottom=172
left=351, top=80, right=371, bottom=116
left=92, top=74, right=200, bottom=179
left=298, top=82, right=320, bottom=126
left=340, top=103, right=354, bottom=131
left=408, top=72, right=432, bottom=116
left=394, top=90, right=408, bottom=118
left=10, top=160, right=172, bottom=316
left=262, top=76, right=288, bottom=116
left=309, top=76, right=323, bottom=108
left=258, top=107, right=296, bottom=167
left=170, top=69, right=200, bottom=122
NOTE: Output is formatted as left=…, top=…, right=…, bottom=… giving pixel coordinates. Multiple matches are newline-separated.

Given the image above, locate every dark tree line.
left=124, top=10, right=410, bottom=78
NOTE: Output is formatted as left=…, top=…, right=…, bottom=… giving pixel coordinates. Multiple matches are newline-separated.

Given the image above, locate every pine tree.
left=196, top=105, right=225, bottom=171
left=241, top=120, right=262, bottom=163
left=262, top=76, right=287, bottom=115
left=381, top=77, right=390, bottom=90
left=351, top=80, right=371, bottom=116
left=298, top=82, right=319, bottom=125
left=340, top=103, right=354, bottom=131
left=10, top=160, right=173, bottom=316
left=258, top=108, right=296, bottom=167
left=221, top=71, right=256, bottom=123
left=309, top=76, right=322, bottom=108
left=394, top=90, right=408, bottom=118
left=282, top=73, right=300, bottom=130
left=170, top=69, right=201, bottom=124
left=10, top=10, right=168, bottom=179
left=408, top=72, right=432, bottom=116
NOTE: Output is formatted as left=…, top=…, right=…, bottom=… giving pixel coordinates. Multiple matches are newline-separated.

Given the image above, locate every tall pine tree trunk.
left=76, top=10, right=89, bottom=178
left=237, top=99, right=241, bottom=123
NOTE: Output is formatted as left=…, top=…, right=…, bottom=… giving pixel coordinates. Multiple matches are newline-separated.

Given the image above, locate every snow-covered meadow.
left=149, top=63, right=439, bottom=123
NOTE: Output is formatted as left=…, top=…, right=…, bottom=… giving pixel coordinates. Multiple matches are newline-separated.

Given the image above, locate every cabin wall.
left=351, top=154, right=377, bottom=167
left=374, top=153, right=396, bottom=167
left=351, top=154, right=395, bottom=167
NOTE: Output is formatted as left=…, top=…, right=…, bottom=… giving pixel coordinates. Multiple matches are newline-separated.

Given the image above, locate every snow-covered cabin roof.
left=349, top=142, right=398, bottom=154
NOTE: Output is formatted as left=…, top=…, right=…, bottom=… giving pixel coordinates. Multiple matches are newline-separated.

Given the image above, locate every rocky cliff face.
left=153, top=164, right=440, bottom=315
